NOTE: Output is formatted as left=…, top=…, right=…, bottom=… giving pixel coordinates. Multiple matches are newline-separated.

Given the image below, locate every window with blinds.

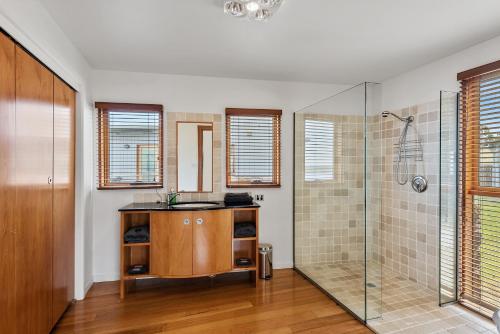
left=96, top=102, right=163, bottom=189
left=305, top=119, right=334, bottom=181
left=458, top=62, right=500, bottom=317
left=225, top=108, right=281, bottom=187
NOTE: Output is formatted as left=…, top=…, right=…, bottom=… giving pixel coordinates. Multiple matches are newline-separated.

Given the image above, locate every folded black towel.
left=234, top=222, right=256, bottom=238
left=127, top=264, right=148, bottom=275
left=124, top=225, right=149, bottom=243
left=224, top=192, right=254, bottom=205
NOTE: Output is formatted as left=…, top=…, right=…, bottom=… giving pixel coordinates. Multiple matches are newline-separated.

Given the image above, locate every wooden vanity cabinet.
left=120, top=207, right=258, bottom=298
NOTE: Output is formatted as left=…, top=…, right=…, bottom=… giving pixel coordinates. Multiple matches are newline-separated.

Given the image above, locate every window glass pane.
left=479, top=76, right=500, bottom=188
left=229, top=116, right=273, bottom=183
left=226, top=111, right=281, bottom=187
left=137, top=145, right=159, bottom=182
left=305, top=119, right=334, bottom=181
left=97, top=105, right=163, bottom=189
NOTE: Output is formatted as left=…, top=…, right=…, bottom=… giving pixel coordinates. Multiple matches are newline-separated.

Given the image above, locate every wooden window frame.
left=458, top=61, right=500, bottom=316
left=225, top=108, right=282, bottom=188
left=96, top=102, right=164, bottom=190
left=458, top=62, right=500, bottom=198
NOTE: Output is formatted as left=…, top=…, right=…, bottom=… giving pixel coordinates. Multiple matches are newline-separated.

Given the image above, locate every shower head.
left=382, top=111, right=413, bottom=123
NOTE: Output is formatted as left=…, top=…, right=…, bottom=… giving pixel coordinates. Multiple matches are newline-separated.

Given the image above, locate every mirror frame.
left=176, top=121, right=214, bottom=193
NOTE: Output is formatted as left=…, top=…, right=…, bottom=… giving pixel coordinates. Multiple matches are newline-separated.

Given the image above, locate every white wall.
left=0, top=0, right=94, bottom=300
left=90, top=69, right=347, bottom=281
left=382, top=35, right=500, bottom=110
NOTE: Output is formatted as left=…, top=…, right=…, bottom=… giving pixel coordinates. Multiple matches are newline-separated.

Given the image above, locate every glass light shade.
left=246, top=1, right=260, bottom=12
left=250, top=8, right=271, bottom=21
left=224, top=1, right=246, bottom=17
left=223, top=0, right=283, bottom=21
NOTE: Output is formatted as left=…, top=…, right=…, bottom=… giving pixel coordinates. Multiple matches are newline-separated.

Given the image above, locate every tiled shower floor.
left=297, top=262, right=497, bottom=334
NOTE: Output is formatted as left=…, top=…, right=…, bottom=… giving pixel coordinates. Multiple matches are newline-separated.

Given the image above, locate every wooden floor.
left=53, top=269, right=372, bottom=334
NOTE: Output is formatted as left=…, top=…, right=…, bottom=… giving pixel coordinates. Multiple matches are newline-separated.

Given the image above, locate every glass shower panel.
left=294, top=83, right=381, bottom=321
left=439, top=91, right=459, bottom=305
left=365, top=82, right=383, bottom=319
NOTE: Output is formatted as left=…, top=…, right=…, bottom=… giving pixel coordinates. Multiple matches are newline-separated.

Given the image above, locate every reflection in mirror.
left=177, top=122, right=213, bottom=192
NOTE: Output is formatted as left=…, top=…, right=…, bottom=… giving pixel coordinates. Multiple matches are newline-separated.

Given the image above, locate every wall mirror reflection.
left=176, top=122, right=213, bottom=192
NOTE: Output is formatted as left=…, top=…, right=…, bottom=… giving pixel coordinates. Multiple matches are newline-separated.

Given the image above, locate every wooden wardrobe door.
left=15, top=45, right=54, bottom=334
left=52, top=77, right=75, bottom=326
left=0, top=32, right=16, bottom=334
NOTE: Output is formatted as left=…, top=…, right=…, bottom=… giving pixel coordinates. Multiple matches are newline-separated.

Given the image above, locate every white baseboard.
left=93, top=272, right=120, bottom=283
left=83, top=280, right=94, bottom=297
left=273, top=262, right=294, bottom=269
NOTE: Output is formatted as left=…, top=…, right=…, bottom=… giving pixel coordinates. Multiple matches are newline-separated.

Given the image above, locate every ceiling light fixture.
left=224, top=0, right=283, bottom=21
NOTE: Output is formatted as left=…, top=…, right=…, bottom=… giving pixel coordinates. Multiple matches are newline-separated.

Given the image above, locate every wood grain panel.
left=0, top=31, right=16, bottom=334
left=151, top=212, right=193, bottom=276
left=52, top=270, right=373, bottom=334
left=15, top=45, right=54, bottom=334
left=52, top=76, right=75, bottom=326
left=193, top=210, right=232, bottom=275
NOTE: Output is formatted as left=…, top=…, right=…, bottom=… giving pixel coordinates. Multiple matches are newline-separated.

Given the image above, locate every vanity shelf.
left=233, top=237, right=256, bottom=241
left=123, top=242, right=150, bottom=247
left=120, top=211, right=153, bottom=298
left=232, top=208, right=259, bottom=273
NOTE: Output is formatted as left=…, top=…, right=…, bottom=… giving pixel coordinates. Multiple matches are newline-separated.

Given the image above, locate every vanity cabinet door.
left=151, top=212, right=193, bottom=276
left=193, top=210, right=232, bottom=275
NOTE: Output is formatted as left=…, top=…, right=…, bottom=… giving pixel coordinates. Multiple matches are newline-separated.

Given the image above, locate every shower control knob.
left=411, top=176, right=427, bottom=193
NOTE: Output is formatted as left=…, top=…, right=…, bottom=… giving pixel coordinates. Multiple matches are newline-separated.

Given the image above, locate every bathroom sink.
left=170, top=202, right=219, bottom=209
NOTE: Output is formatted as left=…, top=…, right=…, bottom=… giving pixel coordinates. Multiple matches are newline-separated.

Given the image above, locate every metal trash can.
left=259, top=243, right=273, bottom=280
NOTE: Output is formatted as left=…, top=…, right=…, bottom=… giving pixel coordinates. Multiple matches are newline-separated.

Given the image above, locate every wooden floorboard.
left=53, top=269, right=373, bottom=334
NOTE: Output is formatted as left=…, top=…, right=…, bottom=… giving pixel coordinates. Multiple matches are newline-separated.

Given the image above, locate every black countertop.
left=119, top=201, right=260, bottom=212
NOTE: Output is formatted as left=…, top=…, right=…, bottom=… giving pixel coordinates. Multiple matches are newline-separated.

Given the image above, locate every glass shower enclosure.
left=294, top=82, right=383, bottom=322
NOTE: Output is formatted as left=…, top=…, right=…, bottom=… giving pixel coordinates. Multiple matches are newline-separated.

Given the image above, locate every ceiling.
left=39, top=0, right=500, bottom=84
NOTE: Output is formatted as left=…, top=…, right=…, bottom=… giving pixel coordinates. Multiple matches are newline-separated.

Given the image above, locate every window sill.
left=226, top=184, right=281, bottom=188
left=97, top=185, right=163, bottom=190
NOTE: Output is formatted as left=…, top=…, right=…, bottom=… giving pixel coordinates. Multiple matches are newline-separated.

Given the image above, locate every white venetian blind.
left=96, top=102, right=163, bottom=189
left=305, top=119, right=334, bottom=181
left=225, top=108, right=281, bottom=187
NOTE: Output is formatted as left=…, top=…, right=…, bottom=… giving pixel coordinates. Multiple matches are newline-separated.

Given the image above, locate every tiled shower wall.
left=377, top=100, right=440, bottom=291
left=294, top=113, right=365, bottom=266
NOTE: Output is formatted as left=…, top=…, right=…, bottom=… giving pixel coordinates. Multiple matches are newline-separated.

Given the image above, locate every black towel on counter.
left=124, top=225, right=149, bottom=243
left=234, top=222, right=256, bottom=238
left=224, top=192, right=254, bottom=206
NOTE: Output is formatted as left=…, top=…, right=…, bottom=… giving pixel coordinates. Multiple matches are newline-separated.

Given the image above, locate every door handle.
left=196, top=218, right=203, bottom=225
left=48, top=176, right=53, bottom=185
left=183, top=218, right=190, bottom=225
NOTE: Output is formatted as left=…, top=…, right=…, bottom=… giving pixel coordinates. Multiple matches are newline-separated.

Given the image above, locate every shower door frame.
left=438, top=90, right=460, bottom=307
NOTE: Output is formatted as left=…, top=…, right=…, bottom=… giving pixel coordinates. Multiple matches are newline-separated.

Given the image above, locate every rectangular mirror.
left=177, top=122, right=213, bottom=192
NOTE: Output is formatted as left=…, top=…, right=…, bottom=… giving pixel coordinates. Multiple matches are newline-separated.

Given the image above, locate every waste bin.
left=259, top=243, right=273, bottom=279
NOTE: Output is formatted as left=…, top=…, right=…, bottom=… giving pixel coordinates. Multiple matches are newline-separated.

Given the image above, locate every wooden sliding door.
left=15, top=45, right=54, bottom=333
left=0, top=31, right=16, bottom=334
left=52, top=76, right=75, bottom=326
